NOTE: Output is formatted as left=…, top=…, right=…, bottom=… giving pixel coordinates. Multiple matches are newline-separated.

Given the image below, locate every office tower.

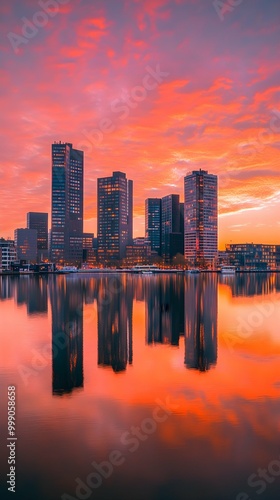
left=27, top=212, right=48, bottom=262
left=14, top=228, right=37, bottom=262
left=50, top=142, right=84, bottom=264
left=185, top=274, right=217, bottom=371
left=184, top=169, right=218, bottom=266
left=97, top=171, right=133, bottom=262
left=161, top=194, right=184, bottom=261
left=145, top=198, right=162, bottom=255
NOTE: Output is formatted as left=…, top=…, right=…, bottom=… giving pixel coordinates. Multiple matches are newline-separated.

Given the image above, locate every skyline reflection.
left=97, top=276, right=133, bottom=372
left=50, top=277, right=84, bottom=395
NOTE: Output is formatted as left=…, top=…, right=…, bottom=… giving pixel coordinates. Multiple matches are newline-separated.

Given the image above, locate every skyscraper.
left=97, top=171, right=133, bottom=262
left=145, top=198, right=162, bottom=255
left=184, top=170, right=218, bottom=266
left=27, top=212, right=48, bottom=262
left=161, top=194, right=184, bottom=261
left=50, top=142, right=84, bottom=264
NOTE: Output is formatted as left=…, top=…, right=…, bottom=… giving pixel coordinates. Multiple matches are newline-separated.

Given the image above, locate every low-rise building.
left=14, top=228, right=38, bottom=263
left=0, top=238, right=17, bottom=270
left=225, top=243, right=277, bottom=270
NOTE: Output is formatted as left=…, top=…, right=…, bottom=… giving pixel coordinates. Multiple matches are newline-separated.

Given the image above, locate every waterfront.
left=0, top=273, right=280, bottom=500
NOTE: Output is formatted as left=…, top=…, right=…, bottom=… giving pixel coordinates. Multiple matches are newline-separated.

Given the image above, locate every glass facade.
left=145, top=198, right=162, bottom=255
left=161, top=194, right=183, bottom=261
left=51, top=142, right=84, bottom=263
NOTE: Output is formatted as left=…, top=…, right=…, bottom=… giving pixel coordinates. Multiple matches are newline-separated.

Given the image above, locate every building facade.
left=145, top=198, right=162, bottom=255
left=97, top=171, right=133, bottom=262
left=161, top=194, right=184, bottom=261
left=50, top=142, right=84, bottom=264
left=0, top=239, right=17, bottom=270
left=14, top=228, right=37, bottom=262
left=27, top=212, right=48, bottom=262
left=184, top=170, right=218, bottom=267
left=225, top=244, right=277, bottom=270
left=125, top=238, right=152, bottom=265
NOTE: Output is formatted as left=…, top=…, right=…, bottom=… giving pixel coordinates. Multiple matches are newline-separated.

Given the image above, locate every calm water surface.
left=0, top=273, right=280, bottom=500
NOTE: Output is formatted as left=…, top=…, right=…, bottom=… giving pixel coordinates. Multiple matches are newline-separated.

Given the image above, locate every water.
left=0, top=273, right=280, bottom=500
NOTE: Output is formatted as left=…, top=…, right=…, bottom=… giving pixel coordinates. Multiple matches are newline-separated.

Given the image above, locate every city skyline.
left=1, top=1, right=280, bottom=247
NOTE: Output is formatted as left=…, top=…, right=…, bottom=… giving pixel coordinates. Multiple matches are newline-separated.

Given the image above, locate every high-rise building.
left=50, top=142, right=84, bottom=264
left=27, top=212, right=48, bottom=262
left=145, top=198, right=162, bottom=255
left=184, top=169, right=218, bottom=266
left=161, top=194, right=184, bottom=261
left=97, top=171, right=133, bottom=262
left=14, top=228, right=37, bottom=262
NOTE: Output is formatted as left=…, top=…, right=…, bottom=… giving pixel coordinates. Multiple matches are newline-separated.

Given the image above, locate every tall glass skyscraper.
left=145, top=198, right=162, bottom=255
left=50, top=142, right=84, bottom=264
left=184, top=169, right=218, bottom=266
left=97, top=171, right=133, bottom=262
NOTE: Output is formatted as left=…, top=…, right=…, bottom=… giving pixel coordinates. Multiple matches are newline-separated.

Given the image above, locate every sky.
left=1, top=0, right=280, bottom=249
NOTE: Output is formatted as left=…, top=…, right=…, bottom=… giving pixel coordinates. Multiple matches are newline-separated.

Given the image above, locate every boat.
left=220, top=265, right=236, bottom=274
left=132, top=265, right=159, bottom=274
left=60, top=266, right=78, bottom=273
left=186, top=268, right=200, bottom=274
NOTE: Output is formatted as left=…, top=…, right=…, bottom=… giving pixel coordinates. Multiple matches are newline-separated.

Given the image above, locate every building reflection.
left=11, top=276, right=48, bottom=314
left=49, top=277, right=84, bottom=395
left=0, top=275, right=16, bottom=300
left=220, top=273, right=275, bottom=297
left=185, top=274, right=218, bottom=371
left=145, top=275, right=184, bottom=346
left=97, top=276, right=133, bottom=372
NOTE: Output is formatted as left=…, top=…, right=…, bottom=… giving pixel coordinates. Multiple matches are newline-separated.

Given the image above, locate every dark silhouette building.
left=27, top=212, right=48, bottom=262
left=161, top=194, right=184, bottom=261
left=14, top=228, right=37, bottom=262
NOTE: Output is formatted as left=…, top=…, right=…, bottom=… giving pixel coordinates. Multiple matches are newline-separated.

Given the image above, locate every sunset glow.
left=1, top=0, right=280, bottom=248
